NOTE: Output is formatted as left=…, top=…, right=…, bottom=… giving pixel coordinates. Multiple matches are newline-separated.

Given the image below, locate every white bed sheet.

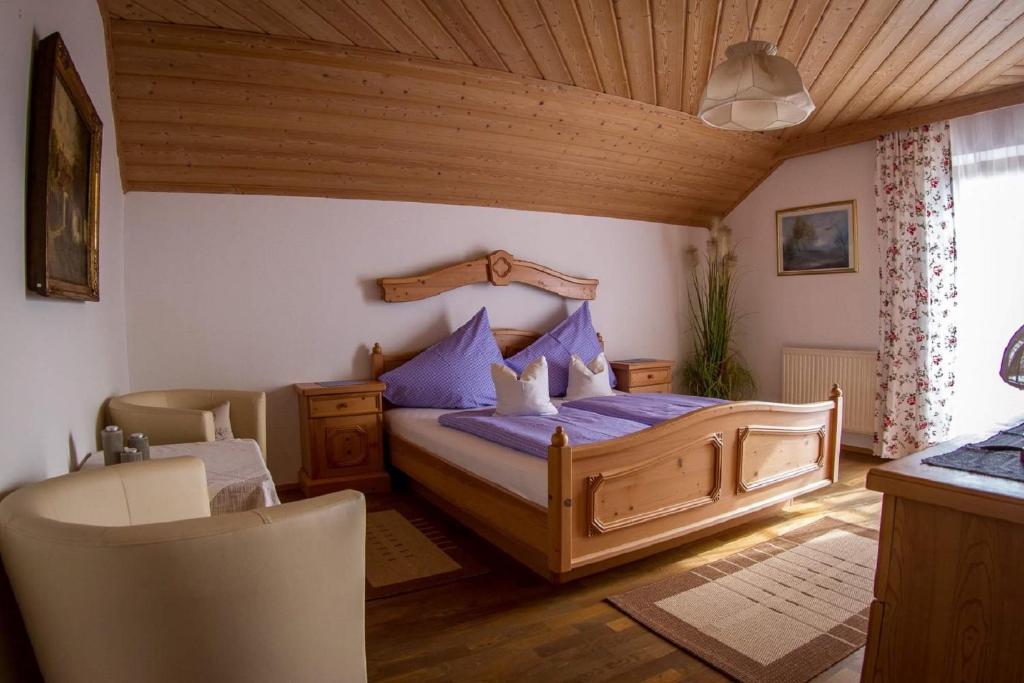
left=385, top=406, right=552, bottom=507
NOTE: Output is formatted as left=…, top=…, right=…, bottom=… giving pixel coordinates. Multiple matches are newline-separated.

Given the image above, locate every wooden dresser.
left=862, top=453, right=1024, bottom=682
left=610, top=359, right=674, bottom=393
left=294, top=380, right=390, bottom=497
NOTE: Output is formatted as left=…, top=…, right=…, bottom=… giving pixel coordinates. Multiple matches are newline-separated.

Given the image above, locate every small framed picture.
left=776, top=200, right=857, bottom=276
left=26, top=32, right=102, bottom=301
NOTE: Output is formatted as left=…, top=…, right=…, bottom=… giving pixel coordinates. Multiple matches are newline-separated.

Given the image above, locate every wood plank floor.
left=364, top=452, right=882, bottom=682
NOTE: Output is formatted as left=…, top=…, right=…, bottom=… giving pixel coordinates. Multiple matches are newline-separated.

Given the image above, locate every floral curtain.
left=874, top=122, right=957, bottom=459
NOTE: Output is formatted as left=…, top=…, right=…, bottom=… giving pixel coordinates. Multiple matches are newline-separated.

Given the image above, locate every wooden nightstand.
left=610, top=359, right=674, bottom=393
left=294, top=380, right=390, bottom=497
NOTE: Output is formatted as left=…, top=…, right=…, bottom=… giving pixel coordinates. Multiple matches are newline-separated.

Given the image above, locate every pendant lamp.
left=698, top=40, right=814, bottom=132
left=1001, top=324, right=1024, bottom=390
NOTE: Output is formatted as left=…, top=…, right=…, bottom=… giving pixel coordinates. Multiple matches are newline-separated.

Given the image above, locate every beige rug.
left=365, top=503, right=488, bottom=600
left=609, top=517, right=878, bottom=683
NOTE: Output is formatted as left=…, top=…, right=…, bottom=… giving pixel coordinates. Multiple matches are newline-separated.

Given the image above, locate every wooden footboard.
left=389, top=386, right=843, bottom=583
left=546, top=386, right=843, bottom=578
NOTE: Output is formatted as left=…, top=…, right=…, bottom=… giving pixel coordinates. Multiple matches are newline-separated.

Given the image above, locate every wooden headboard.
left=378, top=250, right=598, bottom=303
left=372, top=250, right=602, bottom=379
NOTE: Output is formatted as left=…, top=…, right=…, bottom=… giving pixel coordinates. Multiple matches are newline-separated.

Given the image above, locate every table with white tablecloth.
left=81, top=438, right=280, bottom=514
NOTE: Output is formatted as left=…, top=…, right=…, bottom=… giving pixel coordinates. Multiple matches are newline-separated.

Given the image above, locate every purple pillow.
left=505, top=302, right=613, bottom=396
left=380, top=308, right=504, bottom=408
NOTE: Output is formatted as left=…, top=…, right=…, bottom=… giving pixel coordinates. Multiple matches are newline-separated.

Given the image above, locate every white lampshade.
left=698, top=41, right=814, bottom=132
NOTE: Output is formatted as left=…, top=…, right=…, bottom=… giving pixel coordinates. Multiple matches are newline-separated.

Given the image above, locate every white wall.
left=0, top=1, right=129, bottom=492
left=124, top=194, right=702, bottom=483
left=726, top=142, right=879, bottom=446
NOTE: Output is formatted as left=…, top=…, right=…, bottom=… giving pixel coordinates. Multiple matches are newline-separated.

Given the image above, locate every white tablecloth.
left=82, top=438, right=280, bottom=514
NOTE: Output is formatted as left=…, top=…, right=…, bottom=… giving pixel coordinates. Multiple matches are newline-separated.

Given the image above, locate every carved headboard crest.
left=378, top=250, right=598, bottom=303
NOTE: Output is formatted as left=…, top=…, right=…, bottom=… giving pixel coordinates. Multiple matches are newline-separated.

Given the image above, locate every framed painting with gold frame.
left=776, top=200, right=857, bottom=276
left=26, top=32, right=102, bottom=301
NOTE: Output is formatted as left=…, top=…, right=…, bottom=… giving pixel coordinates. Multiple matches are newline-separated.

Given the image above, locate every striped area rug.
left=609, top=517, right=877, bottom=683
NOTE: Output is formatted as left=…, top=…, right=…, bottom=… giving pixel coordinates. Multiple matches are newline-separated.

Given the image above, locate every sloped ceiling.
left=101, top=0, right=1024, bottom=227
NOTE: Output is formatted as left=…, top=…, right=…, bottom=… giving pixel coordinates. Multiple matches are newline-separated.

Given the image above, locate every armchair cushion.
left=109, top=390, right=267, bottom=461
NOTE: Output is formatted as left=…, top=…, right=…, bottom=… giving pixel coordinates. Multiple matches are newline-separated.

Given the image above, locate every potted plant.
left=683, top=220, right=755, bottom=400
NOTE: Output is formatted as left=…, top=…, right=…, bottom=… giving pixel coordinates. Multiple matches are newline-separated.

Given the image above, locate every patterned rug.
left=609, top=517, right=878, bottom=683
left=365, top=501, right=488, bottom=600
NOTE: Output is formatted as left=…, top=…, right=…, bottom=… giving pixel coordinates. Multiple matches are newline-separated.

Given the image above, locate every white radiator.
left=782, top=347, right=877, bottom=436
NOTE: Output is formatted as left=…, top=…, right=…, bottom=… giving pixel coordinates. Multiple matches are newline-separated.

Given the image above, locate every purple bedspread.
left=438, top=406, right=648, bottom=458
left=438, top=393, right=728, bottom=458
left=562, top=393, right=726, bottom=426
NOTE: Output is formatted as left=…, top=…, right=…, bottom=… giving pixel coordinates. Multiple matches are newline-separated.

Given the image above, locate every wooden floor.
left=364, top=452, right=882, bottom=682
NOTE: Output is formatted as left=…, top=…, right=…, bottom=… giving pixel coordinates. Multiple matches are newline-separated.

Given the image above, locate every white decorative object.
left=491, top=357, right=558, bottom=417
left=698, top=40, right=814, bottom=132
left=566, top=352, right=615, bottom=401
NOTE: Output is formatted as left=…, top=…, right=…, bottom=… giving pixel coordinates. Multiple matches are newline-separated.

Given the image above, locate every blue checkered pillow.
left=380, top=308, right=504, bottom=408
left=505, top=302, right=613, bottom=396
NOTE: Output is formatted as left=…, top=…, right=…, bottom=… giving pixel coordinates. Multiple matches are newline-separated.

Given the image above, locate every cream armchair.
left=0, top=458, right=366, bottom=683
left=109, top=389, right=267, bottom=459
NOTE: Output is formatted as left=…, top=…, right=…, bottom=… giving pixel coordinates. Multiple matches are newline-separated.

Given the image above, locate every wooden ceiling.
left=100, top=0, right=1024, bottom=226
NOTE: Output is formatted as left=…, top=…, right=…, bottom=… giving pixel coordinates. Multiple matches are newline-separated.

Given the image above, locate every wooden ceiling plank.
left=575, top=0, right=632, bottom=98
left=380, top=0, right=471, bottom=63
left=538, top=0, right=604, bottom=90
left=795, top=0, right=866, bottom=86
left=129, top=0, right=215, bottom=25
left=883, top=0, right=1024, bottom=113
left=952, top=35, right=1024, bottom=96
left=778, top=83, right=1024, bottom=160
left=117, top=125, right=753, bottom=196
left=987, top=74, right=1024, bottom=86
left=119, top=144, right=735, bottom=202
left=830, top=0, right=1001, bottom=128
left=117, top=117, right=761, bottom=192
left=256, top=0, right=353, bottom=44
left=341, top=0, right=435, bottom=57
left=111, top=79, right=777, bottom=174
left=299, top=0, right=393, bottom=50
left=460, top=0, right=543, bottom=77
left=425, top=0, right=508, bottom=70
left=711, top=0, right=750, bottom=67
left=856, top=0, right=1009, bottom=120
left=107, top=20, right=779, bottom=155
left=914, top=11, right=1024, bottom=106
left=613, top=0, right=657, bottom=105
left=681, top=0, right=720, bottom=115
left=651, top=0, right=686, bottom=109
left=799, top=0, right=933, bottom=134
left=214, top=0, right=309, bottom=37
left=499, top=0, right=573, bottom=83
left=751, top=0, right=793, bottom=46
left=105, top=0, right=169, bottom=21
left=776, top=0, right=831, bottom=63
left=173, top=0, right=264, bottom=31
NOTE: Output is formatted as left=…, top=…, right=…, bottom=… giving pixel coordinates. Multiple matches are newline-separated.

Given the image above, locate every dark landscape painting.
left=27, top=33, right=102, bottom=301
left=777, top=201, right=856, bottom=275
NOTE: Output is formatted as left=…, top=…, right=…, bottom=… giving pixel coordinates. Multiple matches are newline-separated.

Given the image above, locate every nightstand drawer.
left=309, top=393, right=380, bottom=418
left=629, top=383, right=672, bottom=394
left=628, top=368, right=671, bottom=387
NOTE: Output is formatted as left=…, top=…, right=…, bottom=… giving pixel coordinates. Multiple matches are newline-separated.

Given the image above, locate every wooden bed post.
left=830, top=384, right=844, bottom=480
left=371, top=343, right=384, bottom=380
left=547, top=426, right=573, bottom=577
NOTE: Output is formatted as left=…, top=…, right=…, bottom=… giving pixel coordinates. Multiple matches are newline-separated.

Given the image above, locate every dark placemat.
left=923, top=446, right=1024, bottom=482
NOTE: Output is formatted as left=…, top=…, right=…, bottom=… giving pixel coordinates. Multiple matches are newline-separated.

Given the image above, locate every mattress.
left=385, top=406, right=550, bottom=507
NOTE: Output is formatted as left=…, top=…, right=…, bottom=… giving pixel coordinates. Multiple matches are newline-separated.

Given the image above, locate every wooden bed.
left=372, top=251, right=843, bottom=583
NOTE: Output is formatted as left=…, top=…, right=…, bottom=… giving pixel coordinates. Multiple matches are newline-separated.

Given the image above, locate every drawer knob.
left=336, top=401, right=349, bottom=409
left=647, top=374, right=654, bottom=379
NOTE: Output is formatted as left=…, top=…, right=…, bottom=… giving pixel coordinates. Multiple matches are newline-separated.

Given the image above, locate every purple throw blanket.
left=438, top=394, right=727, bottom=458
left=438, top=406, right=648, bottom=458
left=562, top=393, right=726, bottom=425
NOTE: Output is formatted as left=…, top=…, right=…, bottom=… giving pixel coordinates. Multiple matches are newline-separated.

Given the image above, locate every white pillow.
left=566, top=352, right=615, bottom=401
left=492, top=357, right=559, bottom=417
left=212, top=401, right=234, bottom=440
